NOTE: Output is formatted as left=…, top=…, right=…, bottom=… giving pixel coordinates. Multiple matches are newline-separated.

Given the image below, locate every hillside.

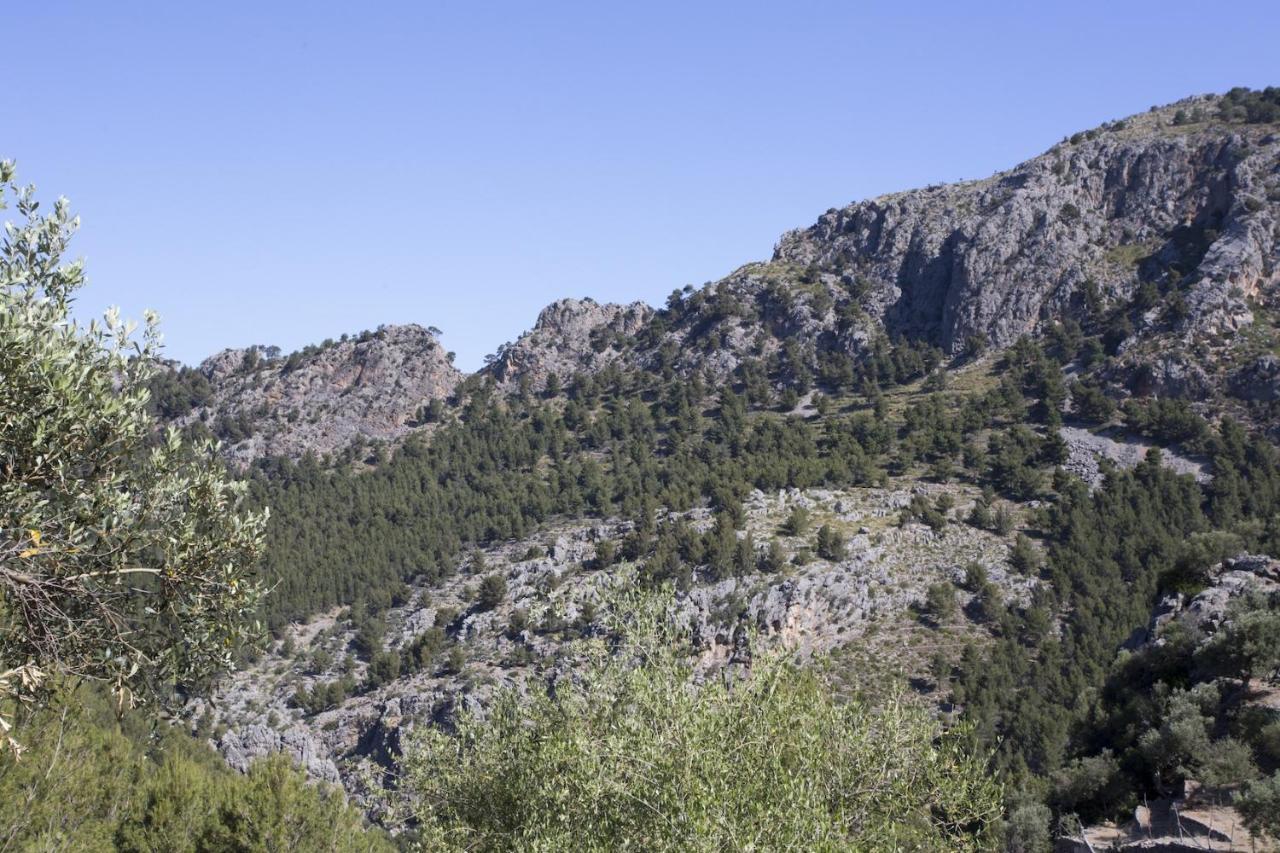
left=142, top=89, right=1280, bottom=850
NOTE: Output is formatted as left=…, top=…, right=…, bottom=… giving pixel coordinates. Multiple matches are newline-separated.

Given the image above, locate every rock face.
left=179, top=325, right=462, bottom=465
left=1231, top=354, right=1280, bottom=401
left=1146, top=553, right=1280, bottom=640
left=484, top=297, right=653, bottom=391
left=482, top=98, right=1280, bottom=396
left=774, top=98, right=1279, bottom=353
left=218, top=723, right=341, bottom=785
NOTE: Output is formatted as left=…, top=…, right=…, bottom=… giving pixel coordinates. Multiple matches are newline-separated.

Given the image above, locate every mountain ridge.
left=160, top=89, right=1280, bottom=467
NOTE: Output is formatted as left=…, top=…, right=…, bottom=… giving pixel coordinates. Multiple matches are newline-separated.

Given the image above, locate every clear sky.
left=6, top=2, right=1278, bottom=370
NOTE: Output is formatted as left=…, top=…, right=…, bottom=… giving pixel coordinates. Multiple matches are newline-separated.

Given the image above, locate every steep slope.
left=775, top=97, right=1277, bottom=351
left=617, top=94, right=1280, bottom=396
left=203, top=479, right=1030, bottom=800
left=180, top=90, right=1280, bottom=846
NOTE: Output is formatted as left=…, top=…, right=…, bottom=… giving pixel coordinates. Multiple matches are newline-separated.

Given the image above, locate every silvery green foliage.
left=395, top=587, right=1004, bottom=851
left=0, top=160, right=266, bottom=751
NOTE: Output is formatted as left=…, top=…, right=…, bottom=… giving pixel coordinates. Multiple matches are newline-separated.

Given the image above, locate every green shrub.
left=781, top=505, right=811, bottom=536
left=1004, top=800, right=1052, bottom=853
left=816, top=524, right=846, bottom=561
left=475, top=573, right=508, bottom=611
left=963, top=562, right=989, bottom=593
left=1070, top=381, right=1115, bottom=424
left=0, top=691, right=390, bottom=852
left=1237, top=771, right=1280, bottom=839
left=924, top=582, right=958, bottom=624
left=367, top=650, right=402, bottom=689
left=0, top=161, right=265, bottom=744
left=395, top=592, right=1003, bottom=850
left=1218, top=86, right=1280, bottom=124
left=1010, top=534, right=1041, bottom=575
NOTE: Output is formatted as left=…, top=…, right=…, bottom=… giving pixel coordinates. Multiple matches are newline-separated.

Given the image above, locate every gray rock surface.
left=172, top=97, right=1280, bottom=461
left=1135, top=553, right=1279, bottom=650
left=202, top=483, right=1027, bottom=797
left=180, top=324, right=461, bottom=465
left=484, top=297, right=653, bottom=391
left=1059, top=426, right=1209, bottom=488
left=218, top=723, right=341, bottom=784
left=773, top=100, right=1278, bottom=354
left=1230, top=354, right=1280, bottom=401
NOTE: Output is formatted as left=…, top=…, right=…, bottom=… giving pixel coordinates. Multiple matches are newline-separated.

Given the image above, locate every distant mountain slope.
left=775, top=95, right=1277, bottom=351
left=178, top=89, right=1280, bottom=846
left=168, top=90, right=1280, bottom=463
left=614, top=94, right=1280, bottom=396
left=485, top=92, right=1278, bottom=408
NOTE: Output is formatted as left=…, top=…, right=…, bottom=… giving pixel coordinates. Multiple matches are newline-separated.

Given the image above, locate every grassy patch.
left=1104, top=240, right=1161, bottom=270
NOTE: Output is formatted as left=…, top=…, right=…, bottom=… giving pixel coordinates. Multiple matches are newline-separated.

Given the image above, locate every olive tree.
left=395, top=586, right=1004, bottom=850
left=0, top=161, right=265, bottom=751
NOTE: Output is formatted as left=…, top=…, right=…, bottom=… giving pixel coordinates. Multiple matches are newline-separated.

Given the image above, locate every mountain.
left=166, top=92, right=1280, bottom=468
left=600, top=92, right=1279, bottom=408
left=159, top=89, right=1280, bottom=849
left=775, top=96, right=1272, bottom=352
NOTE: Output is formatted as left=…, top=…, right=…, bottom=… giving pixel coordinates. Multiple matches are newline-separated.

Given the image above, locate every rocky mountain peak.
left=178, top=323, right=461, bottom=465
left=172, top=93, right=1280, bottom=462
left=484, top=296, right=654, bottom=391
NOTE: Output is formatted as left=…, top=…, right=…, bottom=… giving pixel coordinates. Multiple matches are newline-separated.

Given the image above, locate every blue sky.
left=6, top=2, right=1278, bottom=370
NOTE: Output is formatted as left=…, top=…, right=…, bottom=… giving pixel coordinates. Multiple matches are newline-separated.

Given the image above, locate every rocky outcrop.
left=179, top=325, right=462, bottom=465
left=774, top=98, right=1280, bottom=354
left=1122, top=354, right=1214, bottom=400
left=1147, top=554, right=1280, bottom=640
left=175, top=97, right=1280, bottom=463
left=498, top=99, right=1280, bottom=396
left=1069, top=554, right=1280, bottom=851
left=1058, top=426, right=1210, bottom=488
left=218, top=723, right=341, bottom=785
left=1231, top=354, right=1280, bottom=401
left=484, top=297, right=653, bottom=391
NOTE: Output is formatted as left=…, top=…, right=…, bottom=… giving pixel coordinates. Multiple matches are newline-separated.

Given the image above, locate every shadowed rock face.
left=774, top=100, right=1279, bottom=353
left=179, top=324, right=462, bottom=465
left=1232, top=354, right=1280, bottom=402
